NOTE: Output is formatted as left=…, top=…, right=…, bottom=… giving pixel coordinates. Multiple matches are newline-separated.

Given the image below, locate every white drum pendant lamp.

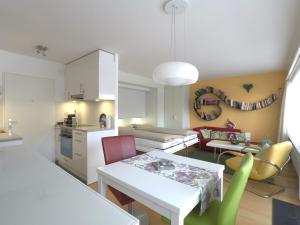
left=153, top=0, right=199, bottom=86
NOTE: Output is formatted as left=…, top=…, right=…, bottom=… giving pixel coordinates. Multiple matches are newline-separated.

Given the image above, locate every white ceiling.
left=0, top=0, right=300, bottom=80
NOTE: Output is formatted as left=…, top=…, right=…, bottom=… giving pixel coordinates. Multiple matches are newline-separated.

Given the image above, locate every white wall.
left=0, top=49, right=65, bottom=161
left=118, top=71, right=164, bottom=126
left=164, top=86, right=190, bottom=129
left=0, top=50, right=65, bottom=102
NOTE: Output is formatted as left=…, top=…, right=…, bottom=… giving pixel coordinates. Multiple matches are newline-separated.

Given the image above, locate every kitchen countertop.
left=55, top=124, right=114, bottom=132
left=0, top=131, right=22, bottom=142
left=0, top=148, right=139, bottom=225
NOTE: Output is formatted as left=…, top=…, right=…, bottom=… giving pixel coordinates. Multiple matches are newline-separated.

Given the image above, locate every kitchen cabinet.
left=56, top=128, right=115, bottom=184
left=55, top=128, right=61, bottom=160
left=65, top=50, right=118, bottom=101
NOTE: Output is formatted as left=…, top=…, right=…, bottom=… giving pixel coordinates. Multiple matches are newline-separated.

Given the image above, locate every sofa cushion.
left=227, top=132, right=237, bottom=140
left=211, top=131, right=221, bottom=139
left=219, top=131, right=228, bottom=140
left=236, top=132, right=246, bottom=142
left=200, top=129, right=211, bottom=139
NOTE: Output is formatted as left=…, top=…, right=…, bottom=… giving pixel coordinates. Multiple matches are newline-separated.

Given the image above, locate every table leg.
left=171, top=213, right=184, bottom=225
left=217, top=171, right=223, bottom=201
left=214, top=147, right=216, bottom=159
left=98, top=174, right=107, bottom=197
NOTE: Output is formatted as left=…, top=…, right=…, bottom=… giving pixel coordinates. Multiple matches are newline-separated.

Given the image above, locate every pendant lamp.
left=153, top=0, right=199, bottom=86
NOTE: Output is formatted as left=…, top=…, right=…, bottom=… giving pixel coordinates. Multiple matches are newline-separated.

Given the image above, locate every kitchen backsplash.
left=56, top=100, right=114, bottom=125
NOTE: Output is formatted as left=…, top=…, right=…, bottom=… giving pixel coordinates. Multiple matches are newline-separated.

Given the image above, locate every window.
left=286, top=63, right=300, bottom=149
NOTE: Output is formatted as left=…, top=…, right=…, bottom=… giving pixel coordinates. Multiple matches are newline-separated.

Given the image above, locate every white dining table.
left=97, top=151, right=224, bottom=225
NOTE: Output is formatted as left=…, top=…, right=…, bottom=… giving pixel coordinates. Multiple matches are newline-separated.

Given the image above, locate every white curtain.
left=277, top=81, right=291, bottom=142
left=278, top=48, right=300, bottom=143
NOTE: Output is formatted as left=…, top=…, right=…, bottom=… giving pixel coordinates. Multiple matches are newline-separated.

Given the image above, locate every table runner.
left=122, top=154, right=221, bottom=215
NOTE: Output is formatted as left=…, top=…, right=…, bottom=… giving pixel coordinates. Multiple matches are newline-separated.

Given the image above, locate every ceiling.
left=0, top=0, right=300, bottom=80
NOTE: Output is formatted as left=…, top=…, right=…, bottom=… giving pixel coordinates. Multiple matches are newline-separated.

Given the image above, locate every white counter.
left=0, top=131, right=23, bottom=148
left=0, top=148, right=139, bottom=225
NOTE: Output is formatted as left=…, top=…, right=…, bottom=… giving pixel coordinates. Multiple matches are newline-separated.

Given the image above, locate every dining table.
left=97, top=150, right=225, bottom=225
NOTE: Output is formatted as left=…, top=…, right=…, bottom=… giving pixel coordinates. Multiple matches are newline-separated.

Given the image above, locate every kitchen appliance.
left=99, top=113, right=106, bottom=128
left=60, top=127, right=73, bottom=159
left=66, top=114, right=76, bottom=126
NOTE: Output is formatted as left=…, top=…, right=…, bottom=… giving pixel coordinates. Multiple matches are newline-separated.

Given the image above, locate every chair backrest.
left=102, top=135, right=137, bottom=165
left=256, top=141, right=292, bottom=179
left=217, top=153, right=253, bottom=225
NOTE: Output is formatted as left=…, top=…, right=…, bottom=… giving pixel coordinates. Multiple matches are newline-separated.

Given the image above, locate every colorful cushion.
left=200, top=129, right=211, bottom=139
left=211, top=131, right=221, bottom=139
left=227, top=132, right=237, bottom=140
left=236, top=132, right=246, bottom=142
left=219, top=131, right=228, bottom=140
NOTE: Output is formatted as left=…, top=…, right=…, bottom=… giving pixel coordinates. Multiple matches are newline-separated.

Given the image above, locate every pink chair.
left=101, top=135, right=136, bottom=210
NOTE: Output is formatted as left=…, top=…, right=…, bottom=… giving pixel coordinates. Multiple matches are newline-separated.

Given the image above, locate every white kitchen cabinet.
left=57, top=128, right=115, bottom=184
left=65, top=50, right=118, bottom=101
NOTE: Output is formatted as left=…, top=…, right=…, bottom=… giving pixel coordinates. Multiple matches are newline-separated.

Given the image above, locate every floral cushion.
left=236, top=132, right=246, bottom=142
left=200, top=129, right=211, bottom=139
left=219, top=131, right=228, bottom=140
left=227, top=132, right=237, bottom=140
left=211, top=131, right=221, bottom=139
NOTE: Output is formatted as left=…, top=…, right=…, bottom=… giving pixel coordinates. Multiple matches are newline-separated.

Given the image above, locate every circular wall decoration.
left=193, top=86, right=277, bottom=121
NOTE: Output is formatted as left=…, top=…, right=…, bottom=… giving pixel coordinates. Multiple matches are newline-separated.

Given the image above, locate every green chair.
left=163, top=153, right=253, bottom=225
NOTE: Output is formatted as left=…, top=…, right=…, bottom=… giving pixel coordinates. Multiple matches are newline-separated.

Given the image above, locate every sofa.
left=193, top=126, right=254, bottom=152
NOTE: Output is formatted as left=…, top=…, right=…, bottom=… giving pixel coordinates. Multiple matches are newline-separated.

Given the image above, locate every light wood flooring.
left=89, top=154, right=300, bottom=225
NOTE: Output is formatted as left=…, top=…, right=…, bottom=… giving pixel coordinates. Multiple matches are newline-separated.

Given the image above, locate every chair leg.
left=246, top=180, right=285, bottom=198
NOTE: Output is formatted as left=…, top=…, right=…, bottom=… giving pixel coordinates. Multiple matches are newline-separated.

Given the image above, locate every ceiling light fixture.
left=35, top=45, right=48, bottom=56
left=153, top=0, right=199, bottom=86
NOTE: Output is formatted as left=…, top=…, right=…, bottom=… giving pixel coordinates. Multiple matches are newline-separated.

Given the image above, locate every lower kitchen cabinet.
left=56, top=128, right=115, bottom=184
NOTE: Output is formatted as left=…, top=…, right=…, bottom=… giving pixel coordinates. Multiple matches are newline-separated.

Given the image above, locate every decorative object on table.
left=244, top=132, right=251, bottom=146
left=151, top=159, right=175, bottom=171
left=243, top=83, right=254, bottom=93
left=152, top=0, right=199, bottom=86
left=261, top=139, right=273, bottom=149
left=226, top=118, right=236, bottom=129
left=193, top=86, right=277, bottom=121
left=256, top=139, right=273, bottom=158
left=99, top=113, right=106, bottom=128
left=230, top=140, right=240, bottom=145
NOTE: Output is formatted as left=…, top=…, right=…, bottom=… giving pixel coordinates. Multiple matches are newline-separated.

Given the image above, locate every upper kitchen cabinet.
left=65, top=50, right=118, bottom=101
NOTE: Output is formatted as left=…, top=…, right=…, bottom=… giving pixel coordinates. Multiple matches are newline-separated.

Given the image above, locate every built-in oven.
left=60, top=127, right=73, bottom=159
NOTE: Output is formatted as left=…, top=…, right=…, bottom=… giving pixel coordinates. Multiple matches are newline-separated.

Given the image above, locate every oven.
left=60, top=127, right=73, bottom=159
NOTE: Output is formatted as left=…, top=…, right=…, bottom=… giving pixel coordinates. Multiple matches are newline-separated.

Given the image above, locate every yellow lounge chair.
left=219, top=141, right=292, bottom=198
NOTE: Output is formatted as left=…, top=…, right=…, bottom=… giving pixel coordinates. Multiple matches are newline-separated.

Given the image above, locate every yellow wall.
left=189, top=72, right=286, bottom=142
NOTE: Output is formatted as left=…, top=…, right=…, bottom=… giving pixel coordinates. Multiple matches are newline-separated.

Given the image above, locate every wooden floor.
left=89, top=157, right=300, bottom=225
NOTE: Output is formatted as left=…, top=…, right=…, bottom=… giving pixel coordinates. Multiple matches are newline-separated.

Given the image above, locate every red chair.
left=101, top=135, right=136, bottom=211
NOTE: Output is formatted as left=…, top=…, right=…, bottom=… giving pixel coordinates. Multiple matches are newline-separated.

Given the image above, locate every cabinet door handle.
left=74, top=132, right=82, bottom=136
left=75, top=153, right=82, bottom=157
left=74, top=139, right=81, bottom=143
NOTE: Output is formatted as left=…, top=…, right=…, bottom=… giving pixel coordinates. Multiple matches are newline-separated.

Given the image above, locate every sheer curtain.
left=286, top=67, right=300, bottom=149
left=278, top=48, right=300, bottom=149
